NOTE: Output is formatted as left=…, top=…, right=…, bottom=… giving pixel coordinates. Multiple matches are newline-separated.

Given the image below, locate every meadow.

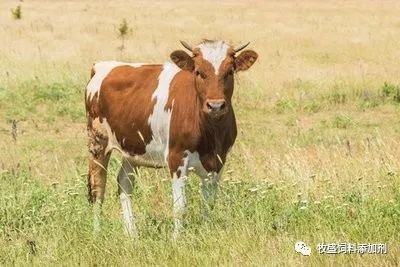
left=1, top=0, right=400, bottom=265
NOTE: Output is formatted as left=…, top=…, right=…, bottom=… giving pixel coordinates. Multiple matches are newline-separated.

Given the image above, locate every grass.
left=1, top=0, right=400, bottom=265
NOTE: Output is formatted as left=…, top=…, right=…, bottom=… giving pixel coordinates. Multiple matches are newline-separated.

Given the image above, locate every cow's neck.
left=196, top=103, right=237, bottom=172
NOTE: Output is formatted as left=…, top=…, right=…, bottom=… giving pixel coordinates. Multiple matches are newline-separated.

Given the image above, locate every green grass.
left=1, top=160, right=400, bottom=266
left=0, top=80, right=85, bottom=122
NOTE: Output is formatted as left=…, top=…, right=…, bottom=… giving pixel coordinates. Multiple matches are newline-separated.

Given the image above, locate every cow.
left=85, top=40, right=258, bottom=238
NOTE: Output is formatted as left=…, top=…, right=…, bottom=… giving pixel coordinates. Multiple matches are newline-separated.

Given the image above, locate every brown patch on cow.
left=167, top=149, right=185, bottom=176
left=166, top=71, right=202, bottom=151
left=92, top=64, right=163, bottom=156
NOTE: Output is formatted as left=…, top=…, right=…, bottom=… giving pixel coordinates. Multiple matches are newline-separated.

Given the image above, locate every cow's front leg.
left=168, top=151, right=189, bottom=239
left=201, top=171, right=222, bottom=220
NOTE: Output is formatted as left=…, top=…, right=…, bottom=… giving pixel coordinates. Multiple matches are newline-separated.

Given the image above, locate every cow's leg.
left=117, top=158, right=138, bottom=237
left=168, top=151, right=189, bottom=239
left=87, top=118, right=110, bottom=233
left=200, top=171, right=222, bottom=221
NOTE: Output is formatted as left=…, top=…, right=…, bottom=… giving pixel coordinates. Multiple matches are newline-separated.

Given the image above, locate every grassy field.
left=1, top=0, right=400, bottom=265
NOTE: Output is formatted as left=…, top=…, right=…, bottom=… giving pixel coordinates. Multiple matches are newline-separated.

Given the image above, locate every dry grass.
left=1, top=0, right=400, bottom=266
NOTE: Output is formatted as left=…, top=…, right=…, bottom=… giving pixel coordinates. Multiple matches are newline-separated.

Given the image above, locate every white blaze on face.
left=197, top=40, right=229, bottom=74
left=146, top=62, right=180, bottom=162
left=86, top=61, right=145, bottom=101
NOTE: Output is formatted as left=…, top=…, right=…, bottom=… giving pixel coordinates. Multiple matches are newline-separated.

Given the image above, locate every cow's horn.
left=234, top=42, right=250, bottom=53
left=180, top=40, right=193, bottom=52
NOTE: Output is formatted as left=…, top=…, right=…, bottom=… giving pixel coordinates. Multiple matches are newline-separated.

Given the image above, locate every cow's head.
left=170, top=40, right=258, bottom=118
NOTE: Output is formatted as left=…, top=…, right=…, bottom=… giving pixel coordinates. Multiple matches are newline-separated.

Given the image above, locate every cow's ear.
left=170, top=50, right=194, bottom=71
left=234, top=50, right=258, bottom=72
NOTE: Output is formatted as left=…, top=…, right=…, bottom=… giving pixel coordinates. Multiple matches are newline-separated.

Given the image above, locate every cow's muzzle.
left=205, top=99, right=228, bottom=118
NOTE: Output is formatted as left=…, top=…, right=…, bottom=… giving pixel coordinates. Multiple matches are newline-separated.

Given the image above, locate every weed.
left=381, top=82, right=400, bottom=103
left=331, top=115, right=353, bottom=129
left=275, top=99, right=297, bottom=113
left=303, top=100, right=321, bottom=113
left=117, top=18, right=133, bottom=51
left=11, top=5, right=21, bottom=20
left=327, top=90, right=347, bottom=105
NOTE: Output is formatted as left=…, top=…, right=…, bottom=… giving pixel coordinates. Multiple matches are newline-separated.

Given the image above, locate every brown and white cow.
left=85, top=40, right=258, bottom=238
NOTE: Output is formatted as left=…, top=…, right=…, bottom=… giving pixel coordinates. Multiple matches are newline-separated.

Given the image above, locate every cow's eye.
left=195, top=70, right=206, bottom=79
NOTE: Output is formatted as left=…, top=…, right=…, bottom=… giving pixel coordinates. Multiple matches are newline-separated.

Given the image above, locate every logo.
left=295, top=241, right=311, bottom=256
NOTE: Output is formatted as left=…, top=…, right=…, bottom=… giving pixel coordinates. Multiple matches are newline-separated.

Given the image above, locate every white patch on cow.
left=86, top=61, right=145, bottom=101
left=172, top=153, right=189, bottom=239
left=143, top=62, right=180, bottom=164
left=197, top=40, right=229, bottom=74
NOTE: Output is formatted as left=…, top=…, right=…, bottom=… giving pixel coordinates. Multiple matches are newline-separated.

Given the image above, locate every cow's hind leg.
left=87, top=118, right=110, bottom=233
left=117, top=158, right=138, bottom=237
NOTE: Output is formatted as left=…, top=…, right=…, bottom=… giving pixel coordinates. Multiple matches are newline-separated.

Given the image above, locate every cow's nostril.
left=206, top=100, right=226, bottom=112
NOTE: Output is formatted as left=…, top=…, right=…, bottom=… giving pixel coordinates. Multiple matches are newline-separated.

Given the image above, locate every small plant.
left=285, top=116, right=299, bottom=127
left=381, top=82, right=400, bottom=103
left=117, top=18, right=132, bottom=51
left=331, top=115, right=353, bottom=129
left=304, top=100, right=321, bottom=113
left=274, top=99, right=297, bottom=113
left=357, top=89, right=380, bottom=110
left=327, top=90, right=347, bottom=105
left=358, top=98, right=379, bottom=110
left=11, top=5, right=22, bottom=20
